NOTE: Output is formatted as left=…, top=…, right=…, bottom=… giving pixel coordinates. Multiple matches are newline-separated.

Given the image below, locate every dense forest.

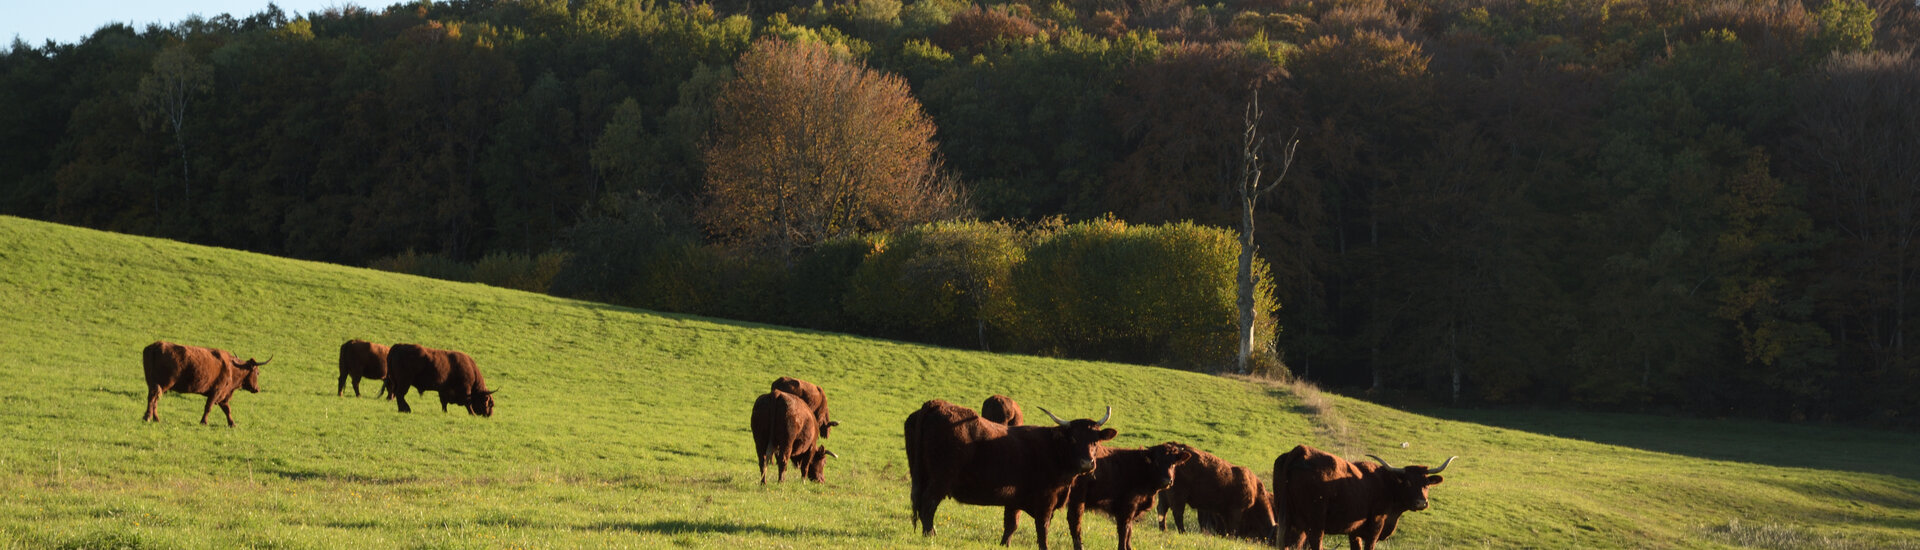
left=3, top=0, right=1918, bottom=425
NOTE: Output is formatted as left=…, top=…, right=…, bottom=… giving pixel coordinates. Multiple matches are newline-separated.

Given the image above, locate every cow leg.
left=915, top=480, right=948, bottom=537
left=1170, top=502, right=1187, bottom=533
left=1001, top=507, right=1022, bottom=546
left=1155, top=495, right=1169, bottom=531
left=1349, top=534, right=1373, bottom=550
left=350, top=375, right=363, bottom=397
left=198, top=394, right=217, bottom=425
left=144, top=386, right=161, bottom=422
left=1306, top=529, right=1324, bottom=550
left=378, top=380, right=390, bottom=400
left=219, top=400, right=235, bottom=427
left=394, top=385, right=412, bottom=413
left=758, top=447, right=770, bottom=484
left=1064, top=504, right=1084, bottom=550
left=1031, top=507, right=1054, bottom=550
left=337, top=372, right=348, bottom=397
left=1114, top=503, right=1136, bottom=550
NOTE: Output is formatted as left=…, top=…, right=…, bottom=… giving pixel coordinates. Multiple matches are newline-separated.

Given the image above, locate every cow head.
left=1367, top=454, right=1454, bottom=511
left=467, top=389, right=497, bottom=417
left=236, top=357, right=271, bottom=393
left=1145, top=442, right=1194, bottom=490
left=821, top=420, right=839, bottom=439
left=1038, top=406, right=1117, bottom=474
left=803, top=447, right=839, bottom=482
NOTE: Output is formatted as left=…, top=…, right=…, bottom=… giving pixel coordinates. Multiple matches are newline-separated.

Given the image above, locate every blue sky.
left=3, top=1, right=371, bottom=47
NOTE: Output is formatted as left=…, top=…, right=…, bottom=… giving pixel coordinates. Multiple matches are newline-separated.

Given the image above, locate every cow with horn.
left=1273, top=445, right=1456, bottom=550
left=904, top=400, right=1116, bottom=549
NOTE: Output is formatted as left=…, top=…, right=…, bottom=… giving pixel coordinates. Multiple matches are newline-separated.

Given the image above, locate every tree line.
left=3, top=0, right=1918, bottom=425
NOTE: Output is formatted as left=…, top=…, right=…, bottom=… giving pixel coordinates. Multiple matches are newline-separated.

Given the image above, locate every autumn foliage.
left=701, top=38, right=962, bottom=257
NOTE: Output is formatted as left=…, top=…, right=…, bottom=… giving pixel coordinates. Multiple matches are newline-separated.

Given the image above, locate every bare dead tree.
left=1235, top=87, right=1299, bottom=375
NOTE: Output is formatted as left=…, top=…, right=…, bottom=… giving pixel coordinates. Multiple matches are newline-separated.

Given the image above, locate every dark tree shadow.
left=1412, top=407, right=1920, bottom=481
left=584, top=519, right=860, bottom=538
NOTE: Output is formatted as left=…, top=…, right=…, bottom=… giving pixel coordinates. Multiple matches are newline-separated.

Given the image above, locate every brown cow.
left=771, top=376, right=834, bottom=438
left=1156, top=444, right=1271, bottom=537
left=387, top=343, right=495, bottom=416
left=981, top=394, right=1024, bottom=426
left=337, top=339, right=391, bottom=398
left=1197, top=484, right=1277, bottom=543
left=1273, top=445, right=1455, bottom=550
left=141, top=341, right=270, bottom=427
left=1061, top=442, right=1194, bottom=550
left=750, top=390, right=837, bottom=483
left=904, top=399, right=1116, bottom=549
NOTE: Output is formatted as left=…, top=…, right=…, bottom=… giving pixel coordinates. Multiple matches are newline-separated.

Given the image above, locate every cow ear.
left=1098, top=428, right=1117, bottom=441
left=1426, top=475, right=1444, bottom=486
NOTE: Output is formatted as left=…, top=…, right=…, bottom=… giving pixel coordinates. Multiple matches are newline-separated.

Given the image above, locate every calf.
left=904, top=399, right=1116, bottom=549
left=981, top=394, right=1024, bottom=426
left=1198, top=485, right=1277, bottom=544
left=386, top=343, right=495, bottom=416
left=1062, top=442, right=1194, bottom=550
left=1156, top=444, right=1268, bottom=537
left=751, top=390, right=837, bottom=483
left=141, top=341, right=270, bottom=427
left=1273, top=445, right=1455, bottom=550
left=771, top=376, right=835, bottom=438
left=336, top=339, right=390, bottom=398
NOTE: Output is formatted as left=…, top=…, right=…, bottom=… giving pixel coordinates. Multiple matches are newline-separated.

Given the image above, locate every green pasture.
left=1, top=215, right=1916, bottom=549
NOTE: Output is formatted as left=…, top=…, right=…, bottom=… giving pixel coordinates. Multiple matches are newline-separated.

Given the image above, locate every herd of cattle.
left=752, top=377, right=1457, bottom=550
left=140, top=339, right=495, bottom=427
left=139, top=339, right=1453, bottom=550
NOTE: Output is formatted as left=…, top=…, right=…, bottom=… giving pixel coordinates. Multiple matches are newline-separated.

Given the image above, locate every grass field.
left=2, top=215, right=1917, bottom=549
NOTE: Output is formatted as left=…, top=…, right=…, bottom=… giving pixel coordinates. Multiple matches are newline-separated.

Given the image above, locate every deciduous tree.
left=701, top=38, right=963, bottom=258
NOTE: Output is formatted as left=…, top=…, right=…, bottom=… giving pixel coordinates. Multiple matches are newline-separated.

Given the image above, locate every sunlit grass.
left=2, top=215, right=1917, bottom=549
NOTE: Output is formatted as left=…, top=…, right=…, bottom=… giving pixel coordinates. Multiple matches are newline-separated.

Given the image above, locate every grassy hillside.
left=1, top=215, right=1916, bottom=549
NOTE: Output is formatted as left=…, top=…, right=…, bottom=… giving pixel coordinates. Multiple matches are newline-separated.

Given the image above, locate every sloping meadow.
left=1, top=216, right=1916, bottom=549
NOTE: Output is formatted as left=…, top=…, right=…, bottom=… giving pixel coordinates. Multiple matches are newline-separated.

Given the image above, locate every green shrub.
left=471, top=251, right=569, bottom=293
left=1009, top=218, right=1277, bottom=370
left=367, top=249, right=472, bottom=282
left=549, top=192, right=699, bottom=303
left=785, top=235, right=883, bottom=331
left=843, top=220, right=1023, bottom=349
left=630, top=243, right=786, bottom=324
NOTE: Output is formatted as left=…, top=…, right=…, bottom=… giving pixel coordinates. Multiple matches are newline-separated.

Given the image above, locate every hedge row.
left=550, top=217, right=1279, bottom=372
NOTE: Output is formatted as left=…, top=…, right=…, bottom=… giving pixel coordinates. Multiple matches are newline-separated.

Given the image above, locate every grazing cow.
left=904, top=399, right=1116, bottom=549
left=981, top=394, right=1024, bottom=426
left=750, top=390, right=837, bottom=483
left=1156, top=445, right=1269, bottom=537
left=1272, top=445, right=1455, bottom=550
left=141, top=341, right=270, bottom=427
left=771, top=376, right=835, bottom=438
left=1197, top=485, right=1277, bottom=544
left=336, top=339, right=391, bottom=398
left=1061, top=442, right=1194, bottom=550
left=386, top=343, right=495, bottom=416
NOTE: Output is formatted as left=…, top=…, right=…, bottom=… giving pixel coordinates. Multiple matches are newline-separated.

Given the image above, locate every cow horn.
left=824, top=449, right=840, bottom=459
left=253, top=356, right=274, bottom=367
left=1039, top=407, right=1071, bottom=427
left=1095, top=406, right=1111, bottom=428
left=1367, top=454, right=1406, bottom=474
left=1428, top=456, right=1457, bottom=474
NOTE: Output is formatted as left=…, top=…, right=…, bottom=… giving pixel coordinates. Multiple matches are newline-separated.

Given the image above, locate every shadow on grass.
left=1410, top=407, right=1920, bottom=481
left=264, top=467, right=412, bottom=485
left=585, top=519, right=861, bottom=538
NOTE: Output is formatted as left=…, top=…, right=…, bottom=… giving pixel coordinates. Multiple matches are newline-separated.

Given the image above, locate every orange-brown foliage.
left=932, top=6, right=1043, bottom=54
left=701, top=38, right=963, bottom=257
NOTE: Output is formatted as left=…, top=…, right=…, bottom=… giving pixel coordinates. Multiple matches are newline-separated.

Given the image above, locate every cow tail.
left=904, top=407, right=924, bottom=530
left=1273, top=451, right=1296, bottom=542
